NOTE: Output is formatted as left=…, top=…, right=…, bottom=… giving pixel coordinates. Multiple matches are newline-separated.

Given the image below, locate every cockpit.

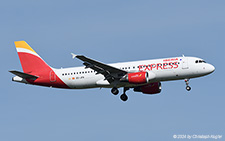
left=195, top=60, right=206, bottom=63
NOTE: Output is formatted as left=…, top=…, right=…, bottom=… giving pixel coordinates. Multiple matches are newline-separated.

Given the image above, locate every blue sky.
left=1, top=0, right=225, bottom=140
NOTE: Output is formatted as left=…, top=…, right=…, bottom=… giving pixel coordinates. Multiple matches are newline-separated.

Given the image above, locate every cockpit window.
left=195, top=60, right=206, bottom=63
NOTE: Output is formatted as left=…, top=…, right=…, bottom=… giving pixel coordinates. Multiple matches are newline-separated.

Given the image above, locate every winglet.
left=71, top=53, right=77, bottom=59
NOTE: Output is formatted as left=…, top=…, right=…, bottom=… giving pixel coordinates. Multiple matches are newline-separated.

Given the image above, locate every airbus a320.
left=10, top=41, right=215, bottom=101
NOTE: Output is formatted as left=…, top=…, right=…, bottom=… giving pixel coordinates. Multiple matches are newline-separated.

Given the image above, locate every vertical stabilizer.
left=14, top=41, right=50, bottom=74
left=13, top=41, right=69, bottom=88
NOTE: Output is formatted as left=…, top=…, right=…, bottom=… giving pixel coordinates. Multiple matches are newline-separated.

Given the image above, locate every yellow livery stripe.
left=14, top=41, right=37, bottom=54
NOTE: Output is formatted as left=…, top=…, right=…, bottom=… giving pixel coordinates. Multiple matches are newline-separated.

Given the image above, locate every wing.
left=71, top=53, right=127, bottom=83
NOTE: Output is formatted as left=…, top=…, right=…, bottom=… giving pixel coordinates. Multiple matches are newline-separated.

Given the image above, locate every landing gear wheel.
left=111, top=87, right=119, bottom=95
left=184, top=79, right=191, bottom=91
left=186, top=86, right=191, bottom=91
left=120, top=94, right=128, bottom=101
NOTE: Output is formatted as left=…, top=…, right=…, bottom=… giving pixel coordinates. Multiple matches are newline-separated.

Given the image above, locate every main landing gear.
left=185, top=79, right=191, bottom=91
left=120, top=87, right=129, bottom=101
left=111, top=87, right=129, bottom=101
left=111, top=87, right=119, bottom=95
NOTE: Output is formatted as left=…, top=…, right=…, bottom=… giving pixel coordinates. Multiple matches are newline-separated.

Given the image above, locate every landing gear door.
left=182, top=56, right=189, bottom=69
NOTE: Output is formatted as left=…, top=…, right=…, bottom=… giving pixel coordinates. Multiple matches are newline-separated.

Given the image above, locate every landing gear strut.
left=120, top=87, right=129, bottom=101
left=111, top=87, right=119, bottom=95
left=185, top=79, right=191, bottom=91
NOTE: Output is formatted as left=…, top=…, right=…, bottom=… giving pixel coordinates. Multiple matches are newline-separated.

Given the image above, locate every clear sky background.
left=1, top=0, right=225, bottom=141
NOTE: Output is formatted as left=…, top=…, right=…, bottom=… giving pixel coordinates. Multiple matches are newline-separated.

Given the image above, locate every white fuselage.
left=53, top=56, right=215, bottom=89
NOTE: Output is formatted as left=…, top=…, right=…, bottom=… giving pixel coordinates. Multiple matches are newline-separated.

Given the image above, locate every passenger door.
left=182, top=56, right=189, bottom=69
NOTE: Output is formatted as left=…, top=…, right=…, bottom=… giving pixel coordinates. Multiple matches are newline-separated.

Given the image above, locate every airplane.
left=10, top=41, right=215, bottom=101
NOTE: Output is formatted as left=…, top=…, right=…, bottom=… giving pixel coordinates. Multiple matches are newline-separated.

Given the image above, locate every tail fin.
left=14, top=41, right=51, bottom=74
left=13, top=41, right=69, bottom=89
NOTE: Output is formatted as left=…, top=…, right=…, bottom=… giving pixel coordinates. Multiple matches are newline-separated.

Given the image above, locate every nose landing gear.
left=185, top=79, right=191, bottom=91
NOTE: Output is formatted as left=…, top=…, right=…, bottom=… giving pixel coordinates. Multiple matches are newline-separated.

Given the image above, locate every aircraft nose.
left=208, top=64, right=215, bottom=73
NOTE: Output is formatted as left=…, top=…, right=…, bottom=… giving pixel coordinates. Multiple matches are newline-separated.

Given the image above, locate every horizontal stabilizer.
left=9, top=70, right=39, bottom=80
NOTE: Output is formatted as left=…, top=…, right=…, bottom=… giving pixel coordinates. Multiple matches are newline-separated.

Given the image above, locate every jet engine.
left=133, top=82, right=161, bottom=94
left=120, top=71, right=156, bottom=84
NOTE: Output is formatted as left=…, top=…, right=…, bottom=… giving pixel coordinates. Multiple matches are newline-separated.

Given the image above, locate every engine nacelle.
left=120, top=71, right=156, bottom=84
left=120, top=72, right=147, bottom=84
left=134, top=82, right=161, bottom=94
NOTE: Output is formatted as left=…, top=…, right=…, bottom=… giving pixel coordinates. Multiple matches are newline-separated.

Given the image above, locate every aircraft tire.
left=186, top=86, right=191, bottom=91
left=111, top=87, right=119, bottom=95
left=120, top=94, right=128, bottom=101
